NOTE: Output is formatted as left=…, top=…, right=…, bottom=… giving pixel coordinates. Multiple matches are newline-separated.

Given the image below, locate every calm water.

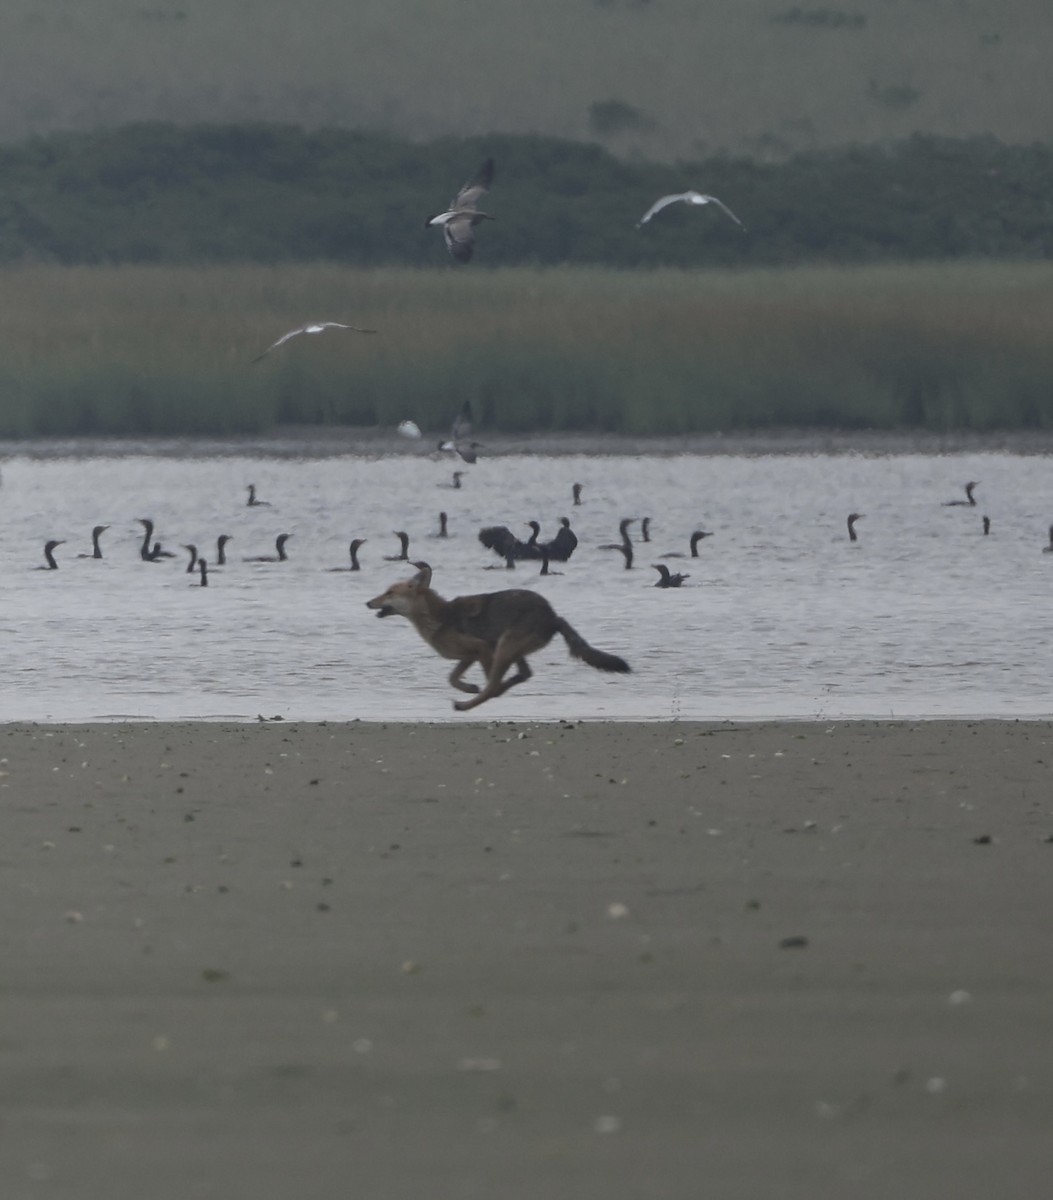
left=2, top=441, right=1052, bottom=722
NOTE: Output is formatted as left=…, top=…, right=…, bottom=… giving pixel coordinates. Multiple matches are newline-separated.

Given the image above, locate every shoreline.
left=3, top=717, right=1051, bottom=1199
left=5, top=425, right=1053, bottom=461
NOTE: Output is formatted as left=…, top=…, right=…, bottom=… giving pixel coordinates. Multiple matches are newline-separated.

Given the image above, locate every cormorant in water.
left=660, top=530, right=713, bottom=559
left=247, top=484, right=271, bottom=507
left=541, top=517, right=578, bottom=563
left=478, top=521, right=544, bottom=563
left=136, top=519, right=173, bottom=561
left=38, top=539, right=64, bottom=570
left=329, top=539, right=367, bottom=571
left=384, top=531, right=411, bottom=561
left=1044, top=525, right=1053, bottom=554
left=434, top=512, right=449, bottom=538
left=216, top=534, right=232, bottom=565
left=196, top=558, right=209, bottom=587
left=943, top=481, right=979, bottom=507
left=182, top=544, right=198, bottom=573
left=572, top=483, right=583, bottom=506
left=847, top=512, right=864, bottom=543
left=982, top=515, right=991, bottom=536
left=653, top=563, right=688, bottom=588
left=600, top=518, right=635, bottom=569
left=444, top=471, right=464, bottom=490
left=244, top=533, right=292, bottom=562
left=640, top=517, right=652, bottom=543
left=76, top=525, right=110, bottom=559
left=137, top=519, right=157, bottom=562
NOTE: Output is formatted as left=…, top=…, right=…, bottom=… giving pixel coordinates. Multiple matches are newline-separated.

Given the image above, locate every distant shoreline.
left=5, top=426, right=1053, bottom=461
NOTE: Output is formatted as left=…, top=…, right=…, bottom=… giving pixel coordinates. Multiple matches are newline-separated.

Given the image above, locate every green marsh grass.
left=1, top=261, right=1052, bottom=438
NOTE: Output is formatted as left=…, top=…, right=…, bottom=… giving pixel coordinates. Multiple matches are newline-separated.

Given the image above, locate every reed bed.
left=1, top=261, right=1052, bottom=437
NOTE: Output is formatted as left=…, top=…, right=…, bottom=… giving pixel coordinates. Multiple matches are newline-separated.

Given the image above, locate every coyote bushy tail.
left=555, top=618, right=631, bottom=674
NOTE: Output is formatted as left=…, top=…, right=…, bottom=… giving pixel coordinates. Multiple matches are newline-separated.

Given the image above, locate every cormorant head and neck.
left=689, top=530, right=712, bottom=556
left=137, top=518, right=154, bottom=561
left=847, top=512, right=864, bottom=542
left=216, top=534, right=231, bottom=564
left=43, top=539, right=64, bottom=569
left=349, top=538, right=366, bottom=570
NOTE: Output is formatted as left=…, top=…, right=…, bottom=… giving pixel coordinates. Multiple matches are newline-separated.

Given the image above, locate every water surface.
left=2, top=441, right=1051, bottom=722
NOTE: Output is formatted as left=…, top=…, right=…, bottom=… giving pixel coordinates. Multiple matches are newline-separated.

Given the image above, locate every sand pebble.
left=924, top=1076, right=947, bottom=1094
left=607, top=902, right=630, bottom=919
left=457, top=1057, right=502, bottom=1072
left=947, top=989, right=972, bottom=1006
left=353, top=1038, right=373, bottom=1054
left=594, top=1115, right=622, bottom=1134
left=64, top=910, right=84, bottom=924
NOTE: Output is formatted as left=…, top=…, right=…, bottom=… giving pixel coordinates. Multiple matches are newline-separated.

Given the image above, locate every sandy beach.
left=2, top=718, right=1052, bottom=1199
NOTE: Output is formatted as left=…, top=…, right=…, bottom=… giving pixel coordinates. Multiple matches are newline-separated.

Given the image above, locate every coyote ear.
left=410, top=561, right=432, bottom=588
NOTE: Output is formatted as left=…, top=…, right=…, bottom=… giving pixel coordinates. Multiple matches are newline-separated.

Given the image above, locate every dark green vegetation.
left=2, top=261, right=1051, bottom=438
left=1, top=0, right=1050, bottom=160
left=1, top=124, right=1051, bottom=269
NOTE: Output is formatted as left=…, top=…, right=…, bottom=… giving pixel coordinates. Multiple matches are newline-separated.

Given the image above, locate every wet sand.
left=2, top=718, right=1052, bottom=1199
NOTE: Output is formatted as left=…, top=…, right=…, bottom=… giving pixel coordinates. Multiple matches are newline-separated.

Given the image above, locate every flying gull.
left=636, top=191, right=746, bottom=231
left=252, top=321, right=376, bottom=362
left=425, top=159, right=495, bottom=263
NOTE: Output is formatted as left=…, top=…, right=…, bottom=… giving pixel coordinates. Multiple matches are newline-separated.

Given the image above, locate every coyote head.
left=366, top=563, right=432, bottom=617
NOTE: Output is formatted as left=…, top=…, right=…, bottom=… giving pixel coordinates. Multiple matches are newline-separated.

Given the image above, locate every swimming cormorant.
left=660, top=530, right=713, bottom=559
left=244, top=533, right=292, bottom=562
left=329, top=538, right=367, bottom=571
left=38, top=539, right=64, bottom=570
left=384, top=531, right=411, bottom=561
left=943, top=481, right=979, bottom=507
left=847, top=512, right=864, bottom=543
left=599, top=518, right=635, bottom=569
left=76, top=525, right=109, bottom=559
left=216, top=534, right=232, bottom=565
left=653, top=563, right=688, bottom=588
left=247, top=484, right=271, bottom=507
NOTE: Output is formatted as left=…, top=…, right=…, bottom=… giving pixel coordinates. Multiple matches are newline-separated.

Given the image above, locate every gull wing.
left=636, top=193, right=691, bottom=226
left=452, top=158, right=494, bottom=211
left=252, top=326, right=306, bottom=362
left=442, top=214, right=478, bottom=262
left=698, top=194, right=746, bottom=230
left=451, top=400, right=473, bottom=441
